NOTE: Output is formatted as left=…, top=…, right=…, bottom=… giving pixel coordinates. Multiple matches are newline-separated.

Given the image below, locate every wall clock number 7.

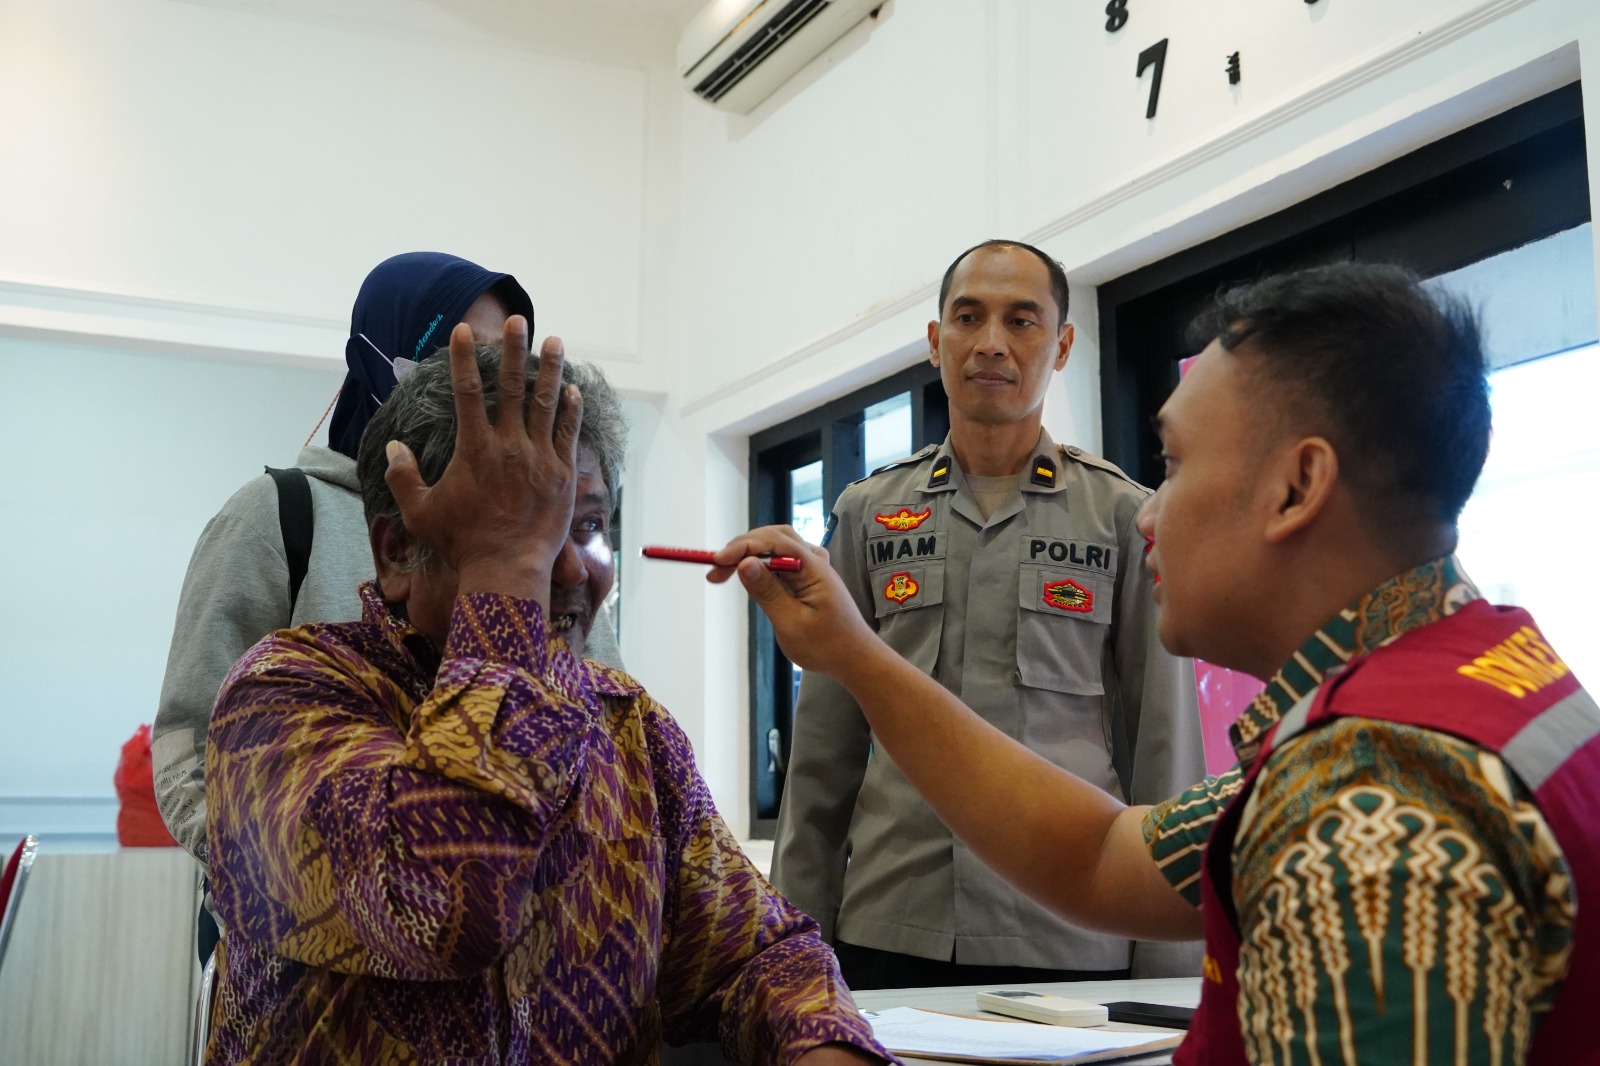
left=1137, top=38, right=1168, bottom=119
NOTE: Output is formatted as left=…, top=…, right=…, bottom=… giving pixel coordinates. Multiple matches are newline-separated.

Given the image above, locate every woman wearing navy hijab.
left=328, top=251, right=535, bottom=459
left=152, top=252, right=623, bottom=884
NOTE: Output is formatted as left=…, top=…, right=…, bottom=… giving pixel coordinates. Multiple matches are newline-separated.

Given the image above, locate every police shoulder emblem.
left=1042, top=577, right=1093, bottom=613
left=874, top=506, right=932, bottom=532
left=884, top=571, right=920, bottom=604
left=1031, top=456, right=1057, bottom=487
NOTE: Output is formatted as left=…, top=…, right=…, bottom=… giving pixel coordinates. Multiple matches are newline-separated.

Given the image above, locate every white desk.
left=852, top=977, right=1200, bottom=1065
left=0, top=848, right=201, bottom=1065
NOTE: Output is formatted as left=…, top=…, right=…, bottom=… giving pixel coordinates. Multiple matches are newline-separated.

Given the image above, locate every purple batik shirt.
left=204, top=581, right=891, bottom=1065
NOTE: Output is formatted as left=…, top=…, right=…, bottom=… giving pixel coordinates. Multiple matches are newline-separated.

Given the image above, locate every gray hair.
left=356, top=343, right=627, bottom=566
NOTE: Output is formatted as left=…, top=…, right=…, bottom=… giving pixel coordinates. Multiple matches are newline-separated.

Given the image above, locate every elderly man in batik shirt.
left=717, top=264, right=1596, bottom=1065
left=204, top=318, right=890, bottom=1066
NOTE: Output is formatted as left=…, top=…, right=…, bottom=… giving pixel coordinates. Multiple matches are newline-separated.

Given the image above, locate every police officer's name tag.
left=1025, top=538, right=1115, bottom=572
left=865, top=530, right=944, bottom=569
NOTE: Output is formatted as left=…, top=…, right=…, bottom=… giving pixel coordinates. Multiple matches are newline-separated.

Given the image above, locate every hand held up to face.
left=383, top=317, right=582, bottom=608
left=710, top=526, right=876, bottom=681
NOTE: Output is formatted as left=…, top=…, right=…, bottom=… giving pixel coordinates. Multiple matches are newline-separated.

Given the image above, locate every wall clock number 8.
left=1104, top=1, right=1163, bottom=119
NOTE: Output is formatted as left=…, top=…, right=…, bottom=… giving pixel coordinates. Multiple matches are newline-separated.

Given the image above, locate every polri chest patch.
left=1019, top=565, right=1113, bottom=623
left=1024, top=537, right=1116, bottom=573
left=1042, top=577, right=1094, bottom=613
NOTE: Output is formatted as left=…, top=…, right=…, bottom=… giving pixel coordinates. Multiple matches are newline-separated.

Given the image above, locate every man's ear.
left=1054, top=322, right=1075, bottom=372
left=1263, top=437, right=1339, bottom=543
left=369, top=514, right=417, bottom=603
left=927, top=320, right=941, bottom=367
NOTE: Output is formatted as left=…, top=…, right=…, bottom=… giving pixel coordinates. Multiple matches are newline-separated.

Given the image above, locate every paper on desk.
left=864, top=1007, right=1182, bottom=1065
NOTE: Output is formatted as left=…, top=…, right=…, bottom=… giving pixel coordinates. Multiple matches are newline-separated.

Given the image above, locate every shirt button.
left=1067, top=446, right=1081, bottom=456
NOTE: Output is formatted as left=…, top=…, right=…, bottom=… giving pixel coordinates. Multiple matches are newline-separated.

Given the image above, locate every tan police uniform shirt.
left=771, top=429, right=1204, bottom=973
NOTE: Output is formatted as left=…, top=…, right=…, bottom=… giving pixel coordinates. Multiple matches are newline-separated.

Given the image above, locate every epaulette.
left=863, top=442, right=941, bottom=480
left=1058, top=444, right=1147, bottom=491
left=836, top=443, right=943, bottom=497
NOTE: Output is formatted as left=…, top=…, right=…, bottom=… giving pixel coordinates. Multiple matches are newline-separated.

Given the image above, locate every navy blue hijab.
left=328, top=252, right=535, bottom=459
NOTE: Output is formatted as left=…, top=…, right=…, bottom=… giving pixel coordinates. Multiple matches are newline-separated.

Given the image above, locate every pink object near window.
left=1194, top=663, right=1264, bottom=774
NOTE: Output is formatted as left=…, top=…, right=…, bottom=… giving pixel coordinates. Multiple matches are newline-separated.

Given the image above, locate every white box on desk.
left=977, top=990, right=1111, bottom=1027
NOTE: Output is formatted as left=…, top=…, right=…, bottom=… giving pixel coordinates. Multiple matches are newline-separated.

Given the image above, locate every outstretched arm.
left=714, top=526, right=1202, bottom=942
left=770, top=500, right=876, bottom=941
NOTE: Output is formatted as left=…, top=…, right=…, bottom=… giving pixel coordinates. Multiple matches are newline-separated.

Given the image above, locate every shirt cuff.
left=441, top=593, right=558, bottom=680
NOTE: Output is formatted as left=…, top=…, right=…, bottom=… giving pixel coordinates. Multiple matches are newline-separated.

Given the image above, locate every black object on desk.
left=1103, top=1001, right=1195, bottom=1029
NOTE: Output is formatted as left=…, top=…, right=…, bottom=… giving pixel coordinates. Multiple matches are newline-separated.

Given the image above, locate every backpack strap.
left=264, top=466, right=314, bottom=613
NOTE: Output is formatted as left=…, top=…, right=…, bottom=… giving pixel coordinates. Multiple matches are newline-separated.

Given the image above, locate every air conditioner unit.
left=678, top=0, right=879, bottom=114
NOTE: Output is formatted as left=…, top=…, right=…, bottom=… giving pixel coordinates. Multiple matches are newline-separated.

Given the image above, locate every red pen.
left=640, top=545, right=803, bottom=573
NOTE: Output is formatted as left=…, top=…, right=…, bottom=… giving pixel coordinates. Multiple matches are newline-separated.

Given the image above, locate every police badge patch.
left=1042, top=577, right=1093, bottom=613
left=874, top=506, right=933, bottom=531
left=884, top=571, right=920, bottom=604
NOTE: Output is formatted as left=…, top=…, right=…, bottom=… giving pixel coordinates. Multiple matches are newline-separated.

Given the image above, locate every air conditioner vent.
left=692, top=0, right=829, bottom=103
left=678, top=0, right=878, bottom=114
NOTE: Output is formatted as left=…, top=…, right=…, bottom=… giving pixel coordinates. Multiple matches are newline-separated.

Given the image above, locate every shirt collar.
left=360, top=580, right=441, bottom=677
left=923, top=428, right=1064, bottom=495
left=356, top=580, right=639, bottom=699
left=1228, top=555, right=1480, bottom=764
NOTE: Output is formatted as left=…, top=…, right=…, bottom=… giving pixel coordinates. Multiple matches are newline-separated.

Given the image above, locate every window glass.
left=1456, top=344, right=1600, bottom=684
left=789, top=460, right=826, bottom=545
left=748, top=364, right=948, bottom=831
left=863, top=392, right=913, bottom=473
left=1432, top=223, right=1598, bottom=684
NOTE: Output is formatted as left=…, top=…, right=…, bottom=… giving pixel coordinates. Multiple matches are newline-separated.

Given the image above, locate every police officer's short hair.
left=1189, top=262, right=1489, bottom=528
left=938, top=240, right=1071, bottom=328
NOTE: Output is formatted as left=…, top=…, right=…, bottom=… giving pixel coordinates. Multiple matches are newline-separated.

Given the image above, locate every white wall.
left=5, top=0, right=1600, bottom=843
left=0, top=0, right=664, bottom=841
left=667, top=0, right=1592, bottom=423
left=638, top=0, right=1600, bottom=833
left=0, top=0, right=658, bottom=384
left=0, top=338, right=344, bottom=838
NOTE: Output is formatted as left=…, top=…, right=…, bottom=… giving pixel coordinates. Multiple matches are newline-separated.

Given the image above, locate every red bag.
left=114, top=724, right=177, bottom=847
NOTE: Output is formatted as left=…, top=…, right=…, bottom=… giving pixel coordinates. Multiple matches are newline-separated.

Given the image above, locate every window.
left=1099, top=84, right=1589, bottom=487
left=747, top=365, right=948, bottom=835
left=1097, top=83, right=1591, bottom=770
left=1439, top=224, right=1600, bottom=686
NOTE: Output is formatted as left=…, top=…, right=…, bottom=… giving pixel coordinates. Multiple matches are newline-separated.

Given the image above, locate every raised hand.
left=709, top=525, right=876, bottom=681
left=383, top=316, right=582, bottom=609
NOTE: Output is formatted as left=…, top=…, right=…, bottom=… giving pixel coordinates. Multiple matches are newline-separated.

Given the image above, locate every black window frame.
left=746, top=363, right=949, bottom=837
left=1099, top=82, right=1589, bottom=488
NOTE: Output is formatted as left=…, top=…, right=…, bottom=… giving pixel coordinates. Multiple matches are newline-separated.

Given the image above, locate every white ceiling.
left=175, top=0, right=711, bottom=68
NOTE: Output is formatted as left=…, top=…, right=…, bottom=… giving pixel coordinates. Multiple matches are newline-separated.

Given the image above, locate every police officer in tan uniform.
left=772, top=240, right=1204, bottom=988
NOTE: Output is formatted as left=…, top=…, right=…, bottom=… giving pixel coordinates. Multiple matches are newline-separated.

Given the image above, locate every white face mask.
left=360, top=333, right=418, bottom=407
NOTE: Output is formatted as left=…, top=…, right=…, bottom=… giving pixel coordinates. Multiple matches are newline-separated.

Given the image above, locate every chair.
left=189, top=946, right=219, bottom=1066
left=0, top=835, right=39, bottom=973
